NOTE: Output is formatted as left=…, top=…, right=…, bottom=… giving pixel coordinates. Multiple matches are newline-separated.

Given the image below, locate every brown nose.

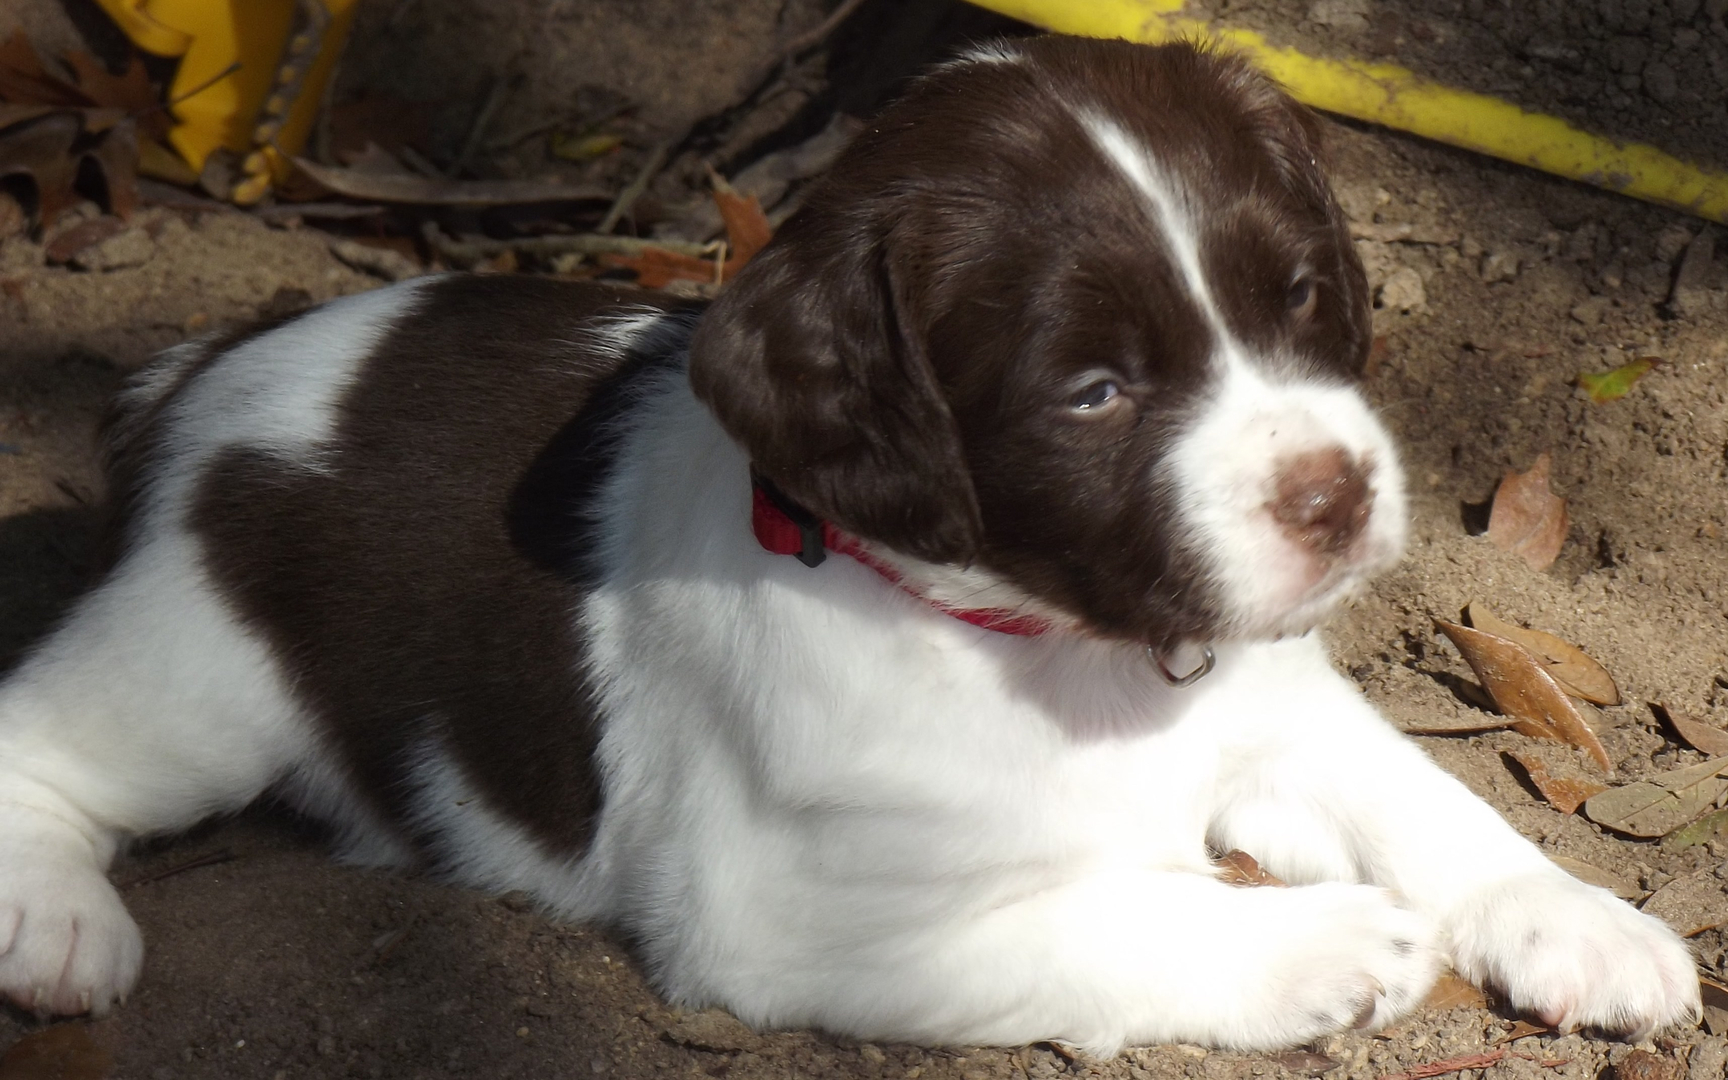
left=1270, top=449, right=1371, bottom=556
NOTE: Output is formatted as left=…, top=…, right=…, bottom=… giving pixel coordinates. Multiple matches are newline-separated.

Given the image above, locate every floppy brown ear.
left=687, top=213, right=983, bottom=565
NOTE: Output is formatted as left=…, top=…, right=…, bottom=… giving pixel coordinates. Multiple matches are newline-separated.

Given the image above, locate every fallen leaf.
left=1463, top=602, right=1619, bottom=705
left=1492, top=1020, right=1550, bottom=1043
left=711, top=174, right=773, bottom=273
left=1434, top=620, right=1611, bottom=770
left=1486, top=453, right=1569, bottom=571
left=0, top=33, right=88, bottom=107
left=0, top=1022, right=112, bottom=1079
left=1212, top=849, right=1285, bottom=887
left=1422, top=972, right=1488, bottom=1012
left=1654, top=703, right=1728, bottom=756
left=61, top=51, right=164, bottom=138
left=43, top=217, right=124, bottom=264
left=291, top=156, right=607, bottom=206
left=1547, top=854, right=1641, bottom=899
left=598, top=246, right=719, bottom=289
left=550, top=131, right=623, bottom=161
left=1506, top=749, right=1607, bottom=814
left=1704, top=975, right=1728, bottom=1036
left=1273, top=1050, right=1339, bottom=1075
left=1577, top=356, right=1659, bottom=404
left=1582, top=756, right=1728, bottom=837
left=1661, top=807, right=1728, bottom=850
left=0, top=108, right=137, bottom=230
left=1639, top=868, right=1728, bottom=937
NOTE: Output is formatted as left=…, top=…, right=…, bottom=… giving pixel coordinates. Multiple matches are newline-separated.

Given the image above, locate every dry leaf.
left=1577, top=357, right=1660, bottom=404
left=0, top=108, right=137, bottom=230
left=43, top=217, right=124, bottom=264
left=0, top=1022, right=113, bottom=1079
left=1582, top=756, right=1728, bottom=837
left=1612, top=1049, right=1678, bottom=1080
left=1463, top=602, right=1619, bottom=705
left=1547, top=854, right=1641, bottom=898
left=1506, top=749, right=1606, bottom=814
left=291, top=156, right=607, bottom=206
left=1422, top=972, right=1488, bottom=1012
left=598, top=246, right=720, bottom=289
left=1655, top=704, right=1728, bottom=757
left=1273, top=1050, right=1339, bottom=1075
left=1639, top=868, right=1728, bottom=937
left=1492, top=1020, right=1550, bottom=1043
left=1434, top=620, right=1611, bottom=770
left=1662, top=807, right=1728, bottom=850
left=1486, top=453, right=1569, bottom=571
left=711, top=174, right=773, bottom=272
left=1212, top=849, right=1285, bottom=887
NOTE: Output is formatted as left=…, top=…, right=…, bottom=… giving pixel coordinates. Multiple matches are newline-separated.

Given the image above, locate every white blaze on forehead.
left=1075, top=110, right=1248, bottom=370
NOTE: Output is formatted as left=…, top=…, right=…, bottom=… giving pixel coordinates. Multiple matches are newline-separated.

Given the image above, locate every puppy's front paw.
left=1226, top=883, right=1442, bottom=1048
left=1448, top=872, right=1701, bottom=1038
left=0, top=834, right=142, bottom=1017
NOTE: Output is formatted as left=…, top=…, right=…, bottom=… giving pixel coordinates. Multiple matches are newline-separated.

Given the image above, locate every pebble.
left=1480, top=250, right=1520, bottom=283
left=1643, top=60, right=1679, bottom=101
left=1571, top=296, right=1609, bottom=325
left=1689, top=1036, right=1727, bottom=1080
left=1379, top=266, right=1427, bottom=312
left=70, top=227, right=156, bottom=272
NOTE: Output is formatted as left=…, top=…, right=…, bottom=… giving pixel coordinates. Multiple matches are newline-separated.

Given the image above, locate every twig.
left=420, top=222, right=714, bottom=264
left=120, top=848, right=236, bottom=890
left=1377, top=1050, right=1506, bottom=1080
left=450, top=74, right=509, bottom=176
left=773, top=0, right=869, bottom=64
left=597, top=140, right=671, bottom=234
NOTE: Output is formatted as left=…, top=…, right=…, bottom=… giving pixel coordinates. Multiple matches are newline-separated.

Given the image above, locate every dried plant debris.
left=1421, top=972, right=1488, bottom=1012
left=1582, top=756, right=1728, bottom=838
left=1434, top=619, right=1611, bottom=770
left=1654, top=703, right=1728, bottom=756
left=1463, top=602, right=1619, bottom=705
left=1661, top=807, right=1728, bottom=850
left=1547, top=854, right=1641, bottom=899
left=1638, top=868, right=1728, bottom=938
left=1505, top=749, right=1607, bottom=814
left=0, top=108, right=136, bottom=231
left=1485, top=452, right=1569, bottom=571
left=291, top=156, right=608, bottom=207
left=1211, top=849, right=1285, bottom=887
left=0, top=1022, right=112, bottom=1079
left=1577, top=356, right=1661, bottom=404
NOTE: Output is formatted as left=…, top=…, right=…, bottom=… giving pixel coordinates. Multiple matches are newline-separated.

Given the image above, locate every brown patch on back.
left=189, top=277, right=692, bottom=857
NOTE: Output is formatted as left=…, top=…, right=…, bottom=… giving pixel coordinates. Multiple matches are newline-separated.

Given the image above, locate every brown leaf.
left=1463, top=602, right=1619, bottom=705
left=1613, top=1049, right=1679, bottom=1080
left=1422, top=972, right=1488, bottom=1012
left=1547, top=854, right=1641, bottom=899
left=1434, top=620, right=1612, bottom=770
left=1582, top=756, right=1728, bottom=837
left=0, top=33, right=91, bottom=107
left=1212, top=849, right=1285, bottom=887
left=1506, top=749, right=1607, bottom=814
left=1273, top=1050, right=1339, bottom=1075
left=1655, top=703, right=1728, bottom=757
left=43, top=217, right=124, bottom=264
left=598, top=247, right=719, bottom=289
left=1639, top=868, right=1728, bottom=937
left=291, top=156, right=607, bottom=207
left=1492, top=1019, right=1551, bottom=1043
left=60, top=51, right=163, bottom=139
left=1486, top=453, right=1569, bottom=571
left=0, top=1023, right=113, bottom=1079
left=711, top=176, right=773, bottom=275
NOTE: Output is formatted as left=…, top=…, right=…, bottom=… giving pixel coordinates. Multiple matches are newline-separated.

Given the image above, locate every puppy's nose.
left=1270, top=449, right=1371, bottom=556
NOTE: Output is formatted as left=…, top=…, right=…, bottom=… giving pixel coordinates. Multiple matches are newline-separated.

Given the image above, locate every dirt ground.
left=2, top=1, right=1728, bottom=1078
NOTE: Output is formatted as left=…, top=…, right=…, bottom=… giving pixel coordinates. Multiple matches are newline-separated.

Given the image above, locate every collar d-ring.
left=1149, top=644, right=1215, bottom=687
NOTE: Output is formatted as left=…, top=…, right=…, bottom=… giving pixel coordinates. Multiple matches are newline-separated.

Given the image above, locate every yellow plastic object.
left=93, top=0, right=359, bottom=204
left=966, top=0, right=1728, bottom=224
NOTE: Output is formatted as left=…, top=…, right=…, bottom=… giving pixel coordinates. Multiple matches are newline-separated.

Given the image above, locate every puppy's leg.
left=0, top=529, right=322, bottom=1015
left=1210, top=641, right=1701, bottom=1038
left=716, top=866, right=1439, bottom=1053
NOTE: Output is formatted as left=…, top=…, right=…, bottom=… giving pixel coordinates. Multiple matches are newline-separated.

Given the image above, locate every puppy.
left=0, top=37, right=1699, bottom=1053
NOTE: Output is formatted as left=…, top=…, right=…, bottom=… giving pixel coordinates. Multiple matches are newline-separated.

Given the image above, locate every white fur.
left=0, top=279, right=1699, bottom=1045
left=0, top=282, right=431, bottom=1015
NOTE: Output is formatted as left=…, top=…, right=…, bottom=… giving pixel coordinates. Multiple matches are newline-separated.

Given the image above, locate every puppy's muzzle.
left=1270, top=449, right=1372, bottom=558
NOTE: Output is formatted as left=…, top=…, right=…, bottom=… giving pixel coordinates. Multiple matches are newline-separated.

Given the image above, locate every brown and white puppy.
left=0, top=37, right=1698, bottom=1052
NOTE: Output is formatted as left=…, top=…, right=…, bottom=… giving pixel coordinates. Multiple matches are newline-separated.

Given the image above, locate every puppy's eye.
left=1285, top=275, right=1316, bottom=315
left=1070, top=379, right=1120, bottom=412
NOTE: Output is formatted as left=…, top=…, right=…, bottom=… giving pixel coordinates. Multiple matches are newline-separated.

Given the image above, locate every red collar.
left=750, top=477, right=1054, bottom=637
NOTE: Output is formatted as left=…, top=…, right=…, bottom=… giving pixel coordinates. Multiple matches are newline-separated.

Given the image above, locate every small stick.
left=1377, top=1049, right=1506, bottom=1080
left=421, top=221, right=713, bottom=263
left=120, top=849, right=236, bottom=890
left=449, top=75, right=509, bottom=176
left=596, top=140, right=671, bottom=235
left=773, top=0, right=868, bottom=64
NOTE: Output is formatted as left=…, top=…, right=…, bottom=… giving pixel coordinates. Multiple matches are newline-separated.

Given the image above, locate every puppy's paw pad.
left=0, top=853, right=142, bottom=1017
left=1450, top=873, right=1701, bottom=1038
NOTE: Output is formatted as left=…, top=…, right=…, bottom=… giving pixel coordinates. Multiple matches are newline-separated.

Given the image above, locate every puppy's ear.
left=688, top=216, right=983, bottom=565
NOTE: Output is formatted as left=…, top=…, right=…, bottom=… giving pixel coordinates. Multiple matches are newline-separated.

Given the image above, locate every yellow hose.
left=966, top=0, right=1728, bottom=224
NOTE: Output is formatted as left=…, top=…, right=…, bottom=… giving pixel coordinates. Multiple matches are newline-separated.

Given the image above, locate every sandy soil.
left=1, top=2, right=1726, bottom=1078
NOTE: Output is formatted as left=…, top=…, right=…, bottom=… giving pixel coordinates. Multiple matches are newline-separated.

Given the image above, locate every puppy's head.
left=690, top=36, right=1404, bottom=652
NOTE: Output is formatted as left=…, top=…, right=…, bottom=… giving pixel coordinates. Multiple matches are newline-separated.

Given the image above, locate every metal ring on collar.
left=1149, top=644, right=1215, bottom=688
